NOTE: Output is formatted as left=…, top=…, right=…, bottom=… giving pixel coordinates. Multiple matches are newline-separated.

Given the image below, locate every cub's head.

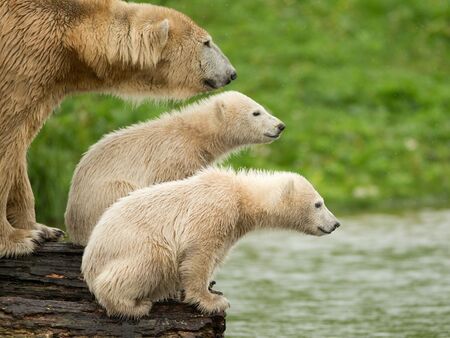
left=276, top=174, right=340, bottom=236
left=213, top=91, right=285, bottom=145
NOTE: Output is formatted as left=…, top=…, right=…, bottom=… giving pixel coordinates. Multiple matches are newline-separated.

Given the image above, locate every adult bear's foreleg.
left=7, top=156, right=64, bottom=241
left=0, top=145, right=45, bottom=257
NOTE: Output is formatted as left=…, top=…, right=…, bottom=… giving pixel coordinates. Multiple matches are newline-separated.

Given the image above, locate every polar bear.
left=66, top=91, right=285, bottom=245
left=81, top=167, right=341, bottom=318
left=0, top=0, right=236, bottom=257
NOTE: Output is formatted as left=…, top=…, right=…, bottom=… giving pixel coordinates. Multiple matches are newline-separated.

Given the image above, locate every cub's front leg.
left=180, top=245, right=230, bottom=314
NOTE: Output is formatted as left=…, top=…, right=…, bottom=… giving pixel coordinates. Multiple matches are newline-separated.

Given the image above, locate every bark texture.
left=0, top=242, right=225, bottom=337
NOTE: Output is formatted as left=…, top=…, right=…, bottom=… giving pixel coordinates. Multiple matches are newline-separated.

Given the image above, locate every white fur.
left=81, top=167, right=340, bottom=318
left=65, top=91, right=284, bottom=245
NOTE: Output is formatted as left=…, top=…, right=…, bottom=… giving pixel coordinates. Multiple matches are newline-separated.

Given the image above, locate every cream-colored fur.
left=82, top=167, right=340, bottom=318
left=66, top=91, right=285, bottom=245
left=0, top=0, right=236, bottom=257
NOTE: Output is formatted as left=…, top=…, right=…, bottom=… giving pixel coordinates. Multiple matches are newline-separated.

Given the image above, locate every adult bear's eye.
left=253, top=111, right=261, bottom=116
left=315, top=202, right=322, bottom=208
left=204, top=40, right=211, bottom=47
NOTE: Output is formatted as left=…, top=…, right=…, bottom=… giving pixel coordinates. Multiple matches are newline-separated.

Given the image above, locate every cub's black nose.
left=230, top=71, right=238, bottom=81
left=277, top=123, right=286, bottom=131
left=334, top=222, right=341, bottom=229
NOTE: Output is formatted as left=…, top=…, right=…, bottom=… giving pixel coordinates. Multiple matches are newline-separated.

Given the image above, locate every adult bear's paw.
left=0, top=228, right=45, bottom=258
left=34, top=223, right=65, bottom=242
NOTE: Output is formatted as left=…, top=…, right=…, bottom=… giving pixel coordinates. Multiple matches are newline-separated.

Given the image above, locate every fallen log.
left=0, top=242, right=225, bottom=337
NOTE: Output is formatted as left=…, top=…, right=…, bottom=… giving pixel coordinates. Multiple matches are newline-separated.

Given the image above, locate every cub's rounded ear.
left=282, top=179, right=295, bottom=199
left=215, top=100, right=226, bottom=121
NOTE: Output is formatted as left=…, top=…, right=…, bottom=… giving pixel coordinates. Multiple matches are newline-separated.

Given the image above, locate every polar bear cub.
left=65, top=91, right=285, bottom=245
left=82, top=167, right=340, bottom=318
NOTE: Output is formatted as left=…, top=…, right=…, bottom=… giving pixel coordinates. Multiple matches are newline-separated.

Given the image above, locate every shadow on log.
left=0, top=242, right=225, bottom=337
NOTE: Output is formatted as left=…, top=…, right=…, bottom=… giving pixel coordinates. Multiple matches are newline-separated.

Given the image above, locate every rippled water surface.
left=216, top=209, right=450, bottom=338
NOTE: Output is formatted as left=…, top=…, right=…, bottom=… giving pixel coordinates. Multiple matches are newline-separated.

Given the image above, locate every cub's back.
left=71, top=119, right=168, bottom=187
left=87, top=171, right=239, bottom=252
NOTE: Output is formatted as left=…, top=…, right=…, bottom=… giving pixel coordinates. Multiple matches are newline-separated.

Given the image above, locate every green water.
left=216, top=209, right=450, bottom=338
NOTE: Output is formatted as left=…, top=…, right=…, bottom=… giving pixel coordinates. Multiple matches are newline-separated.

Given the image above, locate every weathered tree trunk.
left=0, top=242, right=225, bottom=337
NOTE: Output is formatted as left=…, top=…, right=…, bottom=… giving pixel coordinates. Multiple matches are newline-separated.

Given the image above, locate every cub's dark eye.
left=203, top=40, right=211, bottom=47
left=315, top=202, right=322, bottom=208
left=253, top=111, right=261, bottom=116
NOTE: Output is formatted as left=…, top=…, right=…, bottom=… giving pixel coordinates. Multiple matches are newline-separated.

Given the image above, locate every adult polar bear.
left=66, top=91, right=285, bottom=245
left=0, top=0, right=236, bottom=257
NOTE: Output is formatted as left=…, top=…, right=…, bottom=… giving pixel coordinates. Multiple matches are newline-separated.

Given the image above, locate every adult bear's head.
left=68, top=1, right=237, bottom=100
left=148, top=5, right=238, bottom=99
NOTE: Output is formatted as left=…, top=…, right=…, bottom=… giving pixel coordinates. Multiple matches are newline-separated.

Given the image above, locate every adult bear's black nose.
left=230, top=71, right=237, bottom=81
left=334, top=222, right=341, bottom=229
left=277, top=123, right=286, bottom=131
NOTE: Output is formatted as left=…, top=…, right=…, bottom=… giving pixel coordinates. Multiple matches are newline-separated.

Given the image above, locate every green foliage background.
left=28, top=0, right=450, bottom=228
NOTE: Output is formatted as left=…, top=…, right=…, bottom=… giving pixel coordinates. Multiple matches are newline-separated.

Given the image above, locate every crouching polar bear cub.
left=82, top=167, right=341, bottom=318
left=66, top=91, right=285, bottom=245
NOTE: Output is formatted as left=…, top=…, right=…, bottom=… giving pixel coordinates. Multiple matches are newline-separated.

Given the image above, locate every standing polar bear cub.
left=66, top=91, right=285, bottom=245
left=82, top=167, right=341, bottom=318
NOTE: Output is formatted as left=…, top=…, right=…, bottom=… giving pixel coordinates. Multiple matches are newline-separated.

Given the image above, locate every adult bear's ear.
left=152, top=19, right=169, bottom=47
left=281, top=179, right=295, bottom=200
left=215, top=100, right=226, bottom=122
left=130, top=19, right=170, bottom=67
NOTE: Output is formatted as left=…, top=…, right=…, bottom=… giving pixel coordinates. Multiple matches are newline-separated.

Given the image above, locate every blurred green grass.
left=29, top=0, right=450, bottom=227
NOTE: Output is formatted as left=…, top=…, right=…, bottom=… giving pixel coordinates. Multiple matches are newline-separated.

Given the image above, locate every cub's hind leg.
left=89, top=257, right=160, bottom=319
left=91, top=263, right=153, bottom=318
left=88, top=245, right=178, bottom=318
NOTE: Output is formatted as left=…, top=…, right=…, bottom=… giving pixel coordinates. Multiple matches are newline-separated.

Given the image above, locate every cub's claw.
left=179, top=289, right=186, bottom=302
left=208, top=280, right=223, bottom=296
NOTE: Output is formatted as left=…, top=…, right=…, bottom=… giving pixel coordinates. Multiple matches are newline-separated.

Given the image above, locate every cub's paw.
left=34, top=223, right=65, bottom=242
left=0, top=228, right=44, bottom=258
left=105, top=299, right=152, bottom=319
left=120, top=306, right=151, bottom=319
left=192, top=293, right=230, bottom=314
left=133, top=299, right=153, bottom=318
